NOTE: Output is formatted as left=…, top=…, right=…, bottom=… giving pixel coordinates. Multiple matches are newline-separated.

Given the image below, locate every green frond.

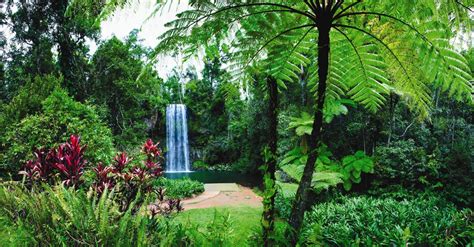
left=98, top=0, right=474, bottom=120
left=280, top=164, right=343, bottom=191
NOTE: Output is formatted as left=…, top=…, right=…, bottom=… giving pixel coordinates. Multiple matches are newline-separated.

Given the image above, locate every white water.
left=166, top=104, right=191, bottom=172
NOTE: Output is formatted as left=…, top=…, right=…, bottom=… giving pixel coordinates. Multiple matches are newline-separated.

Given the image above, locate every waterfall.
left=166, top=104, right=191, bottom=172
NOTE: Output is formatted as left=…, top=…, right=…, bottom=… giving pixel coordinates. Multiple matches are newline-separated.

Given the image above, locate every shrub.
left=374, top=139, right=440, bottom=188
left=303, top=195, right=473, bottom=246
left=3, top=75, right=61, bottom=121
left=439, top=141, right=474, bottom=207
left=153, top=177, right=205, bottom=199
left=274, top=183, right=295, bottom=219
left=0, top=183, right=232, bottom=246
left=18, top=136, right=170, bottom=214
left=20, top=135, right=87, bottom=187
left=0, top=89, right=115, bottom=174
left=192, top=160, right=210, bottom=170
left=0, top=183, right=154, bottom=246
left=90, top=139, right=167, bottom=211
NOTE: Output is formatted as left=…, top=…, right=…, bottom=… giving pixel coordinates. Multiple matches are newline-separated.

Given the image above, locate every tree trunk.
left=262, top=76, right=278, bottom=246
left=287, top=22, right=330, bottom=245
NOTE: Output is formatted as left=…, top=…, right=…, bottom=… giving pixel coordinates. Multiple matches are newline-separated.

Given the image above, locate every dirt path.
left=182, top=183, right=262, bottom=210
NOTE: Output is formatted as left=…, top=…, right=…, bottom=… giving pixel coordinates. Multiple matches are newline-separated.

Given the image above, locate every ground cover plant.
left=153, top=177, right=205, bottom=199
left=0, top=0, right=472, bottom=246
left=303, top=195, right=473, bottom=246
left=0, top=183, right=245, bottom=246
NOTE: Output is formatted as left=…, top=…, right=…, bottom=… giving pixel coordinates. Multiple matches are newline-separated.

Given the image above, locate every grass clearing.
left=175, top=206, right=262, bottom=245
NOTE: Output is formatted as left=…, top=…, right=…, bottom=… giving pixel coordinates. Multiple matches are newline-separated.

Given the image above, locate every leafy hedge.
left=0, top=89, right=115, bottom=174
left=153, top=177, right=205, bottom=199
left=303, top=195, right=473, bottom=246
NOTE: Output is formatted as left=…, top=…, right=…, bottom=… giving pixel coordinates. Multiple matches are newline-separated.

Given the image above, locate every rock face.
left=144, top=111, right=158, bottom=132
left=190, top=148, right=203, bottom=162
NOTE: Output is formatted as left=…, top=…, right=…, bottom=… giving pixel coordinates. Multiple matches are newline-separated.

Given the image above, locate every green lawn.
left=175, top=206, right=262, bottom=245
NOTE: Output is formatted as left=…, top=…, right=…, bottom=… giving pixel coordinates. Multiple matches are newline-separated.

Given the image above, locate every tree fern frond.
left=280, top=164, right=343, bottom=191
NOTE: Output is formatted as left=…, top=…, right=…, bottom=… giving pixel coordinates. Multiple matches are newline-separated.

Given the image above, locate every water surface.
left=164, top=170, right=261, bottom=187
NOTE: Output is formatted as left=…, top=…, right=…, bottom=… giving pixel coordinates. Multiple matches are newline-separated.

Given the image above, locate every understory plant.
left=90, top=139, right=174, bottom=212
left=302, top=195, right=473, bottom=246
left=20, top=135, right=87, bottom=187
left=0, top=89, right=115, bottom=174
left=152, top=177, right=205, bottom=199
left=279, top=145, right=373, bottom=192
left=19, top=135, right=182, bottom=213
left=0, top=182, right=233, bottom=246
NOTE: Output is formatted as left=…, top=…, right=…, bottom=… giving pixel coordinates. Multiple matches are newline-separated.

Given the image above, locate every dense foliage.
left=0, top=0, right=473, bottom=246
left=153, top=177, right=205, bottom=199
left=0, top=89, right=115, bottom=174
left=0, top=183, right=234, bottom=246
left=303, top=195, right=473, bottom=246
left=89, top=32, right=165, bottom=149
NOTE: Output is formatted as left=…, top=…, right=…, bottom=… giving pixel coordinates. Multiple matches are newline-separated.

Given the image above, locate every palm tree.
left=82, top=0, right=473, bottom=244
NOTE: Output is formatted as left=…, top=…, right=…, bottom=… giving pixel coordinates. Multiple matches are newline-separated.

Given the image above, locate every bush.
left=153, top=177, right=205, bottom=199
left=0, top=183, right=155, bottom=246
left=273, top=182, right=297, bottom=219
left=20, top=135, right=87, bottom=187
left=303, top=195, right=473, bottom=246
left=0, top=183, right=232, bottom=246
left=192, top=160, right=210, bottom=170
left=440, top=141, right=474, bottom=207
left=2, top=75, right=61, bottom=121
left=0, top=89, right=115, bottom=174
left=374, top=139, right=440, bottom=188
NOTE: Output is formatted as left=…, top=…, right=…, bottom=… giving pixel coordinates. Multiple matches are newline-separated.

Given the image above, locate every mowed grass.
left=175, top=206, right=262, bottom=245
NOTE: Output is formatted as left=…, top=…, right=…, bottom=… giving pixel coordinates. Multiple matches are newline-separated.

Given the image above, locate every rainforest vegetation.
left=0, top=0, right=473, bottom=246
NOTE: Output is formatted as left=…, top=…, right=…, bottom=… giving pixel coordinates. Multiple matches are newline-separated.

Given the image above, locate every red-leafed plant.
left=143, top=139, right=160, bottom=158
left=88, top=140, right=165, bottom=211
left=19, top=148, right=54, bottom=182
left=142, top=139, right=163, bottom=177
left=20, top=136, right=181, bottom=216
left=92, top=163, right=115, bottom=195
left=113, top=152, right=130, bottom=173
left=20, top=135, right=86, bottom=187
left=148, top=187, right=183, bottom=218
left=50, top=135, right=87, bottom=187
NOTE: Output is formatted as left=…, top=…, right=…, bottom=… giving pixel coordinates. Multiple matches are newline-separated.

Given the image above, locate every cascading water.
left=166, top=104, right=191, bottom=172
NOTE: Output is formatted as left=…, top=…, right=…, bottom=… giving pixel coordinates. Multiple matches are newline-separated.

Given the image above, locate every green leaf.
left=343, top=180, right=352, bottom=191
left=352, top=169, right=361, bottom=179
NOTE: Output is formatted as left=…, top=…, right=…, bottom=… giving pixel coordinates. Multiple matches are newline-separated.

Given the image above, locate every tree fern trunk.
left=288, top=20, right=330, bottom=245
left=262, top=76, right=278, bottom=246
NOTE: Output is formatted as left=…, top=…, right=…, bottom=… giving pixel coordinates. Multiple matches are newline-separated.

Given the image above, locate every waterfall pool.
left=164, top=171, right=261, bottom=187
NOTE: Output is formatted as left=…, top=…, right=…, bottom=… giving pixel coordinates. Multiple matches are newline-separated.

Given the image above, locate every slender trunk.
left=287, top=21, right=331, bottom=245
left=262, top=76, right=278, bottom=246
left=387, top=94, right=393, bottom=145
left=56, top=0, right=77, bottom=98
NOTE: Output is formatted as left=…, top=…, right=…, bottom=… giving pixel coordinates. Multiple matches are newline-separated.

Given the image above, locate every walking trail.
left=181, top=183, right=262, bottom=210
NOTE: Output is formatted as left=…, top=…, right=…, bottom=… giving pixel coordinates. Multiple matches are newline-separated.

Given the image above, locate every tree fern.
left=147, top=0, right=472, bottom=114
left=78, top=0, right=474, bottom=242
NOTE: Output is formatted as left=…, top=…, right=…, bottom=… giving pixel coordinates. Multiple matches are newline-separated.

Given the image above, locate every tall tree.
left=5, top=0, right=101, bottom=100
left=155, top=1, right=472, bottom=244
left=4, top=0, right=56, bottom=99
left=90, top=33, right=164, bottom=149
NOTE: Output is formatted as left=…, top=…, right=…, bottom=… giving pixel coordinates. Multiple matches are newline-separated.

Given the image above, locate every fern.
left=0, top=183, right=154, bottom=245
left=140, top=0, right=473, bottom=118
left=280, top=164, right=343, bottom=192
